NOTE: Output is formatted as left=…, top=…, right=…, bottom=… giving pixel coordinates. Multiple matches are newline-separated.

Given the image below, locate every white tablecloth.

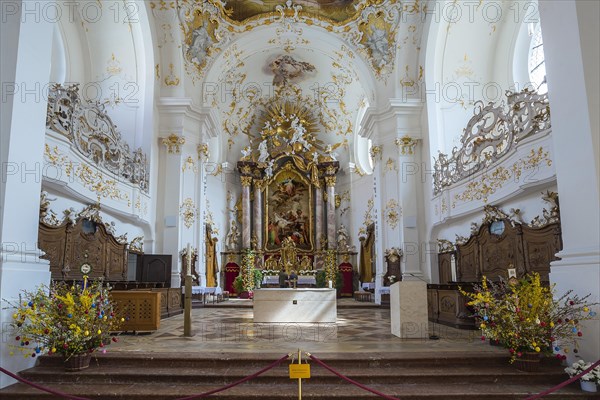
left=190, top=286, right=222, bottom=295
left=379, top=287, right=390, bottom=295
left=262, top=276, right=316, bottom=285
left=361, top=282, right=375, bottom=290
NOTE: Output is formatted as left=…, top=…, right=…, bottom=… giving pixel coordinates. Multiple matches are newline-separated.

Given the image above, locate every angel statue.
left=225, top=220, right=240, bottom=251
left=325, top=144, right=338, bottom=161
left=241, top=146, right=252, bottom=160
left=265, top=160, right=275, bottom=179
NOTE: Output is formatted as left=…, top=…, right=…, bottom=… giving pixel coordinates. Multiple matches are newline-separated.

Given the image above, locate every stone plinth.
left=253, top=288, right=337, bottom=323
left=390, top=281, right=428, bottom=339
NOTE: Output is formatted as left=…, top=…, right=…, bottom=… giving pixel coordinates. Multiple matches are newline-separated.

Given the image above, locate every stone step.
left=34, top=351, right=518, bottom=369
left=2, top=352, right=591, bottom=400
left=0, top=381, right=594, bottom=399
left=18, top=364, right=569, bottom=386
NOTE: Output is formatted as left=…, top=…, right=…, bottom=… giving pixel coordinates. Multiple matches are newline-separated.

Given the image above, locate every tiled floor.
left=110, top=299, right=503, bottom=356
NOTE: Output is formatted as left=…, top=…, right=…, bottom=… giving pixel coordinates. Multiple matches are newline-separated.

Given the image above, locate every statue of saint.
left=258, top=140, right=269, bottom=163
left=225, top=220, right=240, bottom=251
left=337, top=224, right=349, bottom=250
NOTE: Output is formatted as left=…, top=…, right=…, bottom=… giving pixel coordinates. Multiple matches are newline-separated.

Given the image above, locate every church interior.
left=1, top=0, right=599, bottom=397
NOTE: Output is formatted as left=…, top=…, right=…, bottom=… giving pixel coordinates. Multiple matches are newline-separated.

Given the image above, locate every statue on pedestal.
left=225, top=220, right=240, bottom=251
left=337, top=224, right=349, bottom=250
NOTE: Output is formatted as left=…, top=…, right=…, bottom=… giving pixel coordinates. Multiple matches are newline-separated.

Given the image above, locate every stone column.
left=253, top=179, right=263, bottom=249
left=160, top=134, right=186, bottom=288
left=325, top=176, right=336, bottom=248
left=396, top=136, right=422, bottom=281
left=0, top=5, right=54, bottom=387
left=540, top=0, right=600, bottom=363
left=241, top=176, right=252, bottom=248
left=315, top=185, right=323, bottom=250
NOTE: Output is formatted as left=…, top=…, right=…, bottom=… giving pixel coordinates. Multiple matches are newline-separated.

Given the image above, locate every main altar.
left=220, top=97, right=357, bottom=296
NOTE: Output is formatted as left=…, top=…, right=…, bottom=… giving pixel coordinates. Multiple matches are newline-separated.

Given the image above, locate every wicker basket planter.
left=513, top=352, right=541, bottom=372
left=63, top=353, right=92, bottom=372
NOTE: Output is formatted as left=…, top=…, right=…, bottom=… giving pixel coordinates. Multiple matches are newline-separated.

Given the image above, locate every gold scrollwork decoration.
left=162, top=134, right=185, bottom=154
left=395, top=135, right=420, bottom=155
left=180, top=198, right=199, bottom=229
left=384, top=199, right=401, bottom=230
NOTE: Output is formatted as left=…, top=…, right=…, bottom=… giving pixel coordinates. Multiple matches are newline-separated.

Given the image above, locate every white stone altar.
left=390, top=281, right=429, bottom=339
left=253, top=288, right=337, bottom=323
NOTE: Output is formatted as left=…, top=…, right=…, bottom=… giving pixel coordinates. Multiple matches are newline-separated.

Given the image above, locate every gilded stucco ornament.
left=129, top=236, right=144, bottom=253
left=384, top=247, right=403, bottom=263
left=46, top=84, right=149, bottom=193
left=384, top=199, right=401, bottom=230
left=433, top=89, right=551, bottom=194
left=180, top=198, right=199, bottom=229
left=437, top=239, right=455, bottom=254
left=162, top=134, right=186, bottom=154
left=395, top=135, right=420, bottom=155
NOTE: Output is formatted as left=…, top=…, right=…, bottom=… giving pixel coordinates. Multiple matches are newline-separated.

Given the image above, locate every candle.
left=328, top=280, right=332, bottom=289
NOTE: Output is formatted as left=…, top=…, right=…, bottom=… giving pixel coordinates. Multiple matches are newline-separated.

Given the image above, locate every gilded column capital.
left=162, top=134, right=185, bottom=154
left=241, top=176, right=253, bottom=187
left=197, top=143, right=209, bottom=160
left=254, top=179, right=266, bottom=190
left=325, top=176, right=337, bottom=187
left=395, top=135, right=421, bottom=155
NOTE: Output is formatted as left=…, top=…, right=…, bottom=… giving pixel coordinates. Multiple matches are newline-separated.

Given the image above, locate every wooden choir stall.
left=428, top=204, right=562, bottom=329
left=38, top=203, right=181, bottom=332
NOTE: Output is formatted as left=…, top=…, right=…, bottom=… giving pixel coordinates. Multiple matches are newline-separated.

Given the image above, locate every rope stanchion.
left=174, top=353, right=290, bottom=400
left=524, top=359, right=600, bottom=400
left=308, top=353, right=401, bottom=400
left=0, top=366, right=91, bottom=400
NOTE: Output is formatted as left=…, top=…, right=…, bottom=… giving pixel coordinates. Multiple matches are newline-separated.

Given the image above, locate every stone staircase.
left=1, top=352, right=596, bottom=399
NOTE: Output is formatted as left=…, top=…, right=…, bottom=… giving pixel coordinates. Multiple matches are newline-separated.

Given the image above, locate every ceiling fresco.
left=220, top=0, right=365, bottom=25
left=149, top=0, right=426, bottom=168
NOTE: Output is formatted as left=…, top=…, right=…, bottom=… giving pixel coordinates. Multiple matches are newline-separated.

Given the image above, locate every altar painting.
left=265, top=168, right=313, bottom=251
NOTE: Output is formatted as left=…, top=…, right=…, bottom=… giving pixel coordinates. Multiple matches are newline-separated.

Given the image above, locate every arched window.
left=528, top=23, right=547, bottom=94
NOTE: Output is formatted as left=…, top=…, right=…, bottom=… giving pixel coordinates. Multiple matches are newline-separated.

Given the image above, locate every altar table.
left=253, top=288, right=336, bottom=323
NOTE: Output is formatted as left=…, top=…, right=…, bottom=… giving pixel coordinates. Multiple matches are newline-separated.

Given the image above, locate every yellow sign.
left=289, top=364, right=311, bottom=379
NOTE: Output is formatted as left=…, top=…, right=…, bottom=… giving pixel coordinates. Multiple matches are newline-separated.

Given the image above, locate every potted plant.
left=565, top=360, right=600, bottom=392
left=461, top=272, right=597, bottom=370
left=7, top=278, right=123, bottom=371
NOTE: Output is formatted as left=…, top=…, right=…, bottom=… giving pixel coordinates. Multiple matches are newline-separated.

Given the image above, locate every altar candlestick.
left=328, top=280, right=332, bottom=289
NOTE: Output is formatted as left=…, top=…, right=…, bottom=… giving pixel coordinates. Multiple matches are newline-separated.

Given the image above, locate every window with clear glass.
left=528, top=24, right=547, bottom=94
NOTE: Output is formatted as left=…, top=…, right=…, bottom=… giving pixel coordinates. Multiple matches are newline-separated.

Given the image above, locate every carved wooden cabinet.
left=112, top=291, right=161, bottom=331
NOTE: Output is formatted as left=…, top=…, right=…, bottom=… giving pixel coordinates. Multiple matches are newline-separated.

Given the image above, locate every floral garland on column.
left=241, top=248, right=256, bottom=292
left=324, top=249, right=338, bottom=288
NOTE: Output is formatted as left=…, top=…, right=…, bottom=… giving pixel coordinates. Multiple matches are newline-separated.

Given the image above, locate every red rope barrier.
left=1, top=354, right=290, bottom=400
left=524, top=359, right=600, bottom=400
left=173, top=354, right=290, bottom=400
left=0, top=366, right=90, bottom=400
left=308, top=354, right=401, bottom=400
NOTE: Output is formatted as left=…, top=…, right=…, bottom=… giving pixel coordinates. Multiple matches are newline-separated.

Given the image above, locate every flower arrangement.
left=324, top=250, right=338, bottom=288
left=565, top=360, right=600, bottom=384
left=298, top=270, right=317, bottom=276
left=460, top=272, right=597, bottom=363
left=7, top=278, right=123, bottom=361
left=264, top=270, right=281, bottom=276
left=388, top=275, right=397, bottom=284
